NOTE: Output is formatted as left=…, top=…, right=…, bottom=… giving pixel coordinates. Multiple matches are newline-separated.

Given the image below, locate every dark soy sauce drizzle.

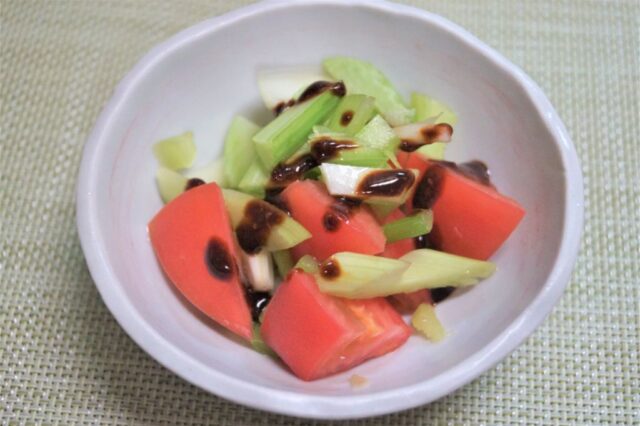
left=264, top=188, right=289, bottom=213
left=356, top=170, right=416, bottom=197
left=244, top=287, right=271, bottom=322
left=273, top=81, right=347, bottom=116
left=340, top=110, right=354, bottom=126
left=235, top=201, right=285, bottom=254
left=414, top=224, right=443, bottom=251
left=399, top=123, right=453, bottom=152
left=320, top=259, right=341, bottom=279
left=184, top=178, right=205, bottom=191
left=431, top=287, right=455, bottom=304
left=205, top=238, right=235, bottom=280
left=322, top=196, right=362, bottom=232
left=310, top=138, right=357, bottom=162
left=412, top=164, right=446, bottom=209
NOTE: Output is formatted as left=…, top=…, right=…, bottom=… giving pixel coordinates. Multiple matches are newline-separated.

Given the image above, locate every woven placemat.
left=1, top=0, right=638, bottom=424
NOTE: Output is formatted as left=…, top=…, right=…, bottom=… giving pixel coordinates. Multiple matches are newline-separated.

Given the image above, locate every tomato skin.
left=148, top=183, right=253, bottom=341
left=282, top=180, right=386, bottom=261
left=405, top=154, right=525, bottom=260
left=261, top=270, right=411, bottom=381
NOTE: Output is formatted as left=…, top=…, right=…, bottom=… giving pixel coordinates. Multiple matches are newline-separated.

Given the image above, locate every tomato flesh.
left=261, top=270, right=411, bottom=381
left=282, top=180, right=385, bottom=261
left=148, top=183, right=253, bottom=340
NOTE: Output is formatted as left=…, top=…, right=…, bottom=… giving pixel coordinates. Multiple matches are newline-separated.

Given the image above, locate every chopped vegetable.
left=253, top=88, right=343, bottom=169
left=355, top=115, right=400, bottom=152
left=240, top=249, right=274, bottom=292
left=294, top=254, right=319, bottom=274
left=184, top=158, right=226, bottom=185
left=237, top=160, right=269, bottom=198
left=222, top=189, right=311, bottom=252
left=152, top=131, right=196, bottom=170
left=223, top=116, right=261, bottom=188
left=325, top=94, right=376, bottom=135
left=324, top=57, right=413, bottom=126
left=383, top=210, right=433, bottom=243
left=411, top=303, right=446, bottom=342
left=156, top=166, right=188, bottom=204
left=314, top=252, right=410, bottom=299
left=251, top=323, right=276, bottom=355
left=411, top=92, right=458, bottom=125
left=397, top=249, right=496, bottom=290
left=257, top=66, right=328, bottom=110
left=272, top=250, right=294, bottom=278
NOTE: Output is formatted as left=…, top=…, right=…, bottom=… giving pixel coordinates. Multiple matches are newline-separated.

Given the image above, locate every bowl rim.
left=76, top=0, right=584, bottom=419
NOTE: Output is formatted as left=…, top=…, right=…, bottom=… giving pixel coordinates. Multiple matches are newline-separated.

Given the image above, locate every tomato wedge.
left=261, top=269, right=410, bottom=381
left=148, top=183, right=253, bottom=340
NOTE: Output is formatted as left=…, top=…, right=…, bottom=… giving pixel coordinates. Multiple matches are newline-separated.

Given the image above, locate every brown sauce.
left=414, top=224, right=442, bottom=251
left=298, top=81, right=346, bottom=103
left=205, top=238, right=235, bottom=280
left=310, top=138, right=357, bottom=162
left=273, top=99, right=295, bottom=116
left=271, top=154, right=319, bottom=185
left=235, top=200, right=286, bottom=254
left=184, top=178, right=205, bottom=191
left=320, top=259, right=341, bottom=279
left=431, top=287, right=455, bottom=304
left=340, top=110, right=354, bottom=126
left=244, top=287, right=271, bottom=322
left=454, top=160, right=493, bottom=187
left=412, top=164, right=446, bottom=209
left=322, top=212, right=341, bottom=231
left=356, top=169, right=416, bottom=197
left=264, top=188, right=289, bottom=213
left=399, top=123, right=453, bottom=152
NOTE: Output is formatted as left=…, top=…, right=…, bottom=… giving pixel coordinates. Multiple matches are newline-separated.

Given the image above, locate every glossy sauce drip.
left=341, top=110, right=354, bottom=126
left=205, top=238, right=235, bottom=280
left=454, top=160, right=493, bottom=187
left=235, top=201, right=285, bottom=254
left=320, top=259, right=341, bottom=279
left=264, top=188, right=289, bottom=213
left=298, top=81, right=346, bottom=103
left=322, top=196, right=362, bottom=232
left=310, top=138, right=357, bottom=162
left=184, top=178, right=205, bottom=191
left=356, top=170, right=416, bottom=197
left=414, top=224, right=442, bottom=251
left=412, top=164, right=446, bottom=209
left=273, top=99, right=295, bottom=116
left=431, top=287, right=455, bottom=304
left=244, top=288, right=271, bottom=322
left=399, top=123, right=453, bottom=152
left=271, top=154, right=319, bottom=184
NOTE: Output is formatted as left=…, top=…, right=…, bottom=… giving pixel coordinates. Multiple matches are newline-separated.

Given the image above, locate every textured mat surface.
left=1, top=1, right=639, bottom=424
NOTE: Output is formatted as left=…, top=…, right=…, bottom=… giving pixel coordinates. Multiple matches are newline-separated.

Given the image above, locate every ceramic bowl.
left=76, top=0, right=583, bottom=419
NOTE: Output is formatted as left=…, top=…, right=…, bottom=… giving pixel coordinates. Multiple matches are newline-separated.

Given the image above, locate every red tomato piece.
left=261, top=270, right=411, bottom=381
left=282, top=180, right=386, bottom=261
left=406, top=154, right=525, bottom=260
left=148, top=183, right=253, bottom=341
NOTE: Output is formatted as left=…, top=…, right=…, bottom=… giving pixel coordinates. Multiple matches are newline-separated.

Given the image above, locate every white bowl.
left=76, top=0, right=583, bottom=419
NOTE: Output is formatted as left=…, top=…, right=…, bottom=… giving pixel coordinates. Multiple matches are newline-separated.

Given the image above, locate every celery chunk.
left=325, top=94, right=376, bottom=135
left=412, top=304, right=446, bottom=342
left=383, top=210, right=433, bottom=243
left=223, top=116, right=261, bottom=188
left=152, top=131, right=196, bottom=170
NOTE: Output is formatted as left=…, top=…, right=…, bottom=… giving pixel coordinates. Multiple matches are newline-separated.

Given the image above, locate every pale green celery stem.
left=383, top=210, right=434, bottom=243
left=329, top=147, right=388, bottom=168
left=155, top=167, right=188, bottom=204
left=325, top=94, right=376, bottom=135
left=272, top=250, right=294, bottom=278
left=237, top=160, right=269, bottom=198
left=152, top=131, right=196, bottom=170
left=355, top=115, right=400, bottom=151
left=253, top=90, right=341, bottom=169
left=294, top=255, right=319, bottom=274
left=411, top=92, right=458, bottom=125
left=223, top=116, right=261, bottom=188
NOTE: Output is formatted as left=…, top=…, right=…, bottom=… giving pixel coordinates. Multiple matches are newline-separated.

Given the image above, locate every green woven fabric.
left=1, top=0, right=638, bottom=424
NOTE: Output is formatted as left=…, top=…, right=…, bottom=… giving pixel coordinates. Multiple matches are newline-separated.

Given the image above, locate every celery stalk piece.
left=411, top=92, right=458, bottom=125
left=223, top=116, right=261, bottom=188
left=393, top=120, right=453, bottom=154
left=152, top=131, right=196, bottom=170
left=396, top=249, right=496, bottom=291
left=355, top=115, right=400, bottom=152
left=383, top=210, right=434, bottom=243
left=328, top=147, right=389, bottom=168
left=155, top=167, right=188, bottom=204
left=184, top=158, right=226, bottom=185
left=412, top=304, right=446, bottom=342
left=312, top=125, right=339, bottom=136
left=320, top=163, right=418, bottom=204
left=240, top=249, right=274, bottom=292
left=325, top=94, right=376, bottom=135
left=237, top=160, right=269, bottom=198
left=294, top=255, right=319, bottom=274
left=253, top=89, right=343, bottom=169
left=222, top=189, right=311, bottom=252
left=315, top=252, right=410, bottom=299
left=417, top=143, right=447, bottom=161
left=323, top=57, right=414, bottom=126
left=257, top=66, right=328, bottom=110
left=252, top=323, right=276, bottom=355
left=272, top=250, right=294, bottom=278
left=368, top=202, right=400, bottom=221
